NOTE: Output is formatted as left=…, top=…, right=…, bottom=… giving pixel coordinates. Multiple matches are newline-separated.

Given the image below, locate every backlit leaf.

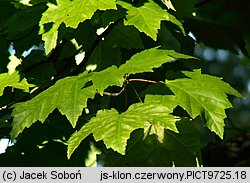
left=118, top=0, right=184, bottom=40
left=119, top=47, right=194, bottom=74
left=11, top=72, right=96, bottom=139
left=0, top=72, right=31, bottom=96
left=90, top=66, right=124, bottom=95
left=166, top=69, right=241, bottom=138
left=10, top=48, right=194, bottom=140
left=161, top=0, right=176, bottom=11
left=40, top=0, right=117, bottom=54
left=104, top=119, right=202, bottom=166
left=67, top=101, right=179, bottom=158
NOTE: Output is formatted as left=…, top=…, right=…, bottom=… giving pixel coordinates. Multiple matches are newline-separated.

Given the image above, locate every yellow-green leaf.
left=166, top=69, right=241, bottom=138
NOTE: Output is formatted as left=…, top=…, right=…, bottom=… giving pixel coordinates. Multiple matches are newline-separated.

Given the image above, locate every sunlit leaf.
left=104, top=119, right=202, bottom=166
left=166, top=69, right=241, bottom=138
left=118, top=0, right=184, bottom=40
left=0, top=72, right=31, bottom=97
left=11, top=72, right=96, bottom=139
left=39, top=0, right=117, bottom=54
left=119, top=47, right=194, bottom=74
left=67, top=101, right=179, bottom=158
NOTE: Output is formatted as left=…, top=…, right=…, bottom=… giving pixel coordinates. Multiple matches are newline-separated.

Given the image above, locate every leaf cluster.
left=0, top=0, right=243, bottom=166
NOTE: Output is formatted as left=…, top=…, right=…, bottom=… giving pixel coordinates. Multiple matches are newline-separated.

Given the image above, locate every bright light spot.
left=188, top=31, right=196, bottom=41
left=0, top=139, right=14, bottom=154
left=20, top=0, right=31, bottom=5
left=30, top=86, right=39, bottom=94
left=192, top=12, right=197, bottom=16
left=75, top=52, right=85, bottom=65
left=85, top=108, right=90, bottom=114
left=86, top=64, right=97, bottom=72
left=96, top=27, right=107, bottom=35
left=203, top=48, right=216, bottom=61
left=7, top=55, right=22, bottom=74
left=70, top=39, right=81, bottom=50
left=22, top=45, right=42, bottom=57
left=0, top=105, right=7, bottom=110
left=8, top=43, right=15, bottom=55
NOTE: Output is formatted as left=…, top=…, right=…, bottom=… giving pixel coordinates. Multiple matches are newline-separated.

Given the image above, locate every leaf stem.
left=95, top=77, right=159, bottom=97
left=128, top=78, right=158, bottom=84
left=98, top=86, right=126, bottom=97
left=130, top=83, right=143, bottom=103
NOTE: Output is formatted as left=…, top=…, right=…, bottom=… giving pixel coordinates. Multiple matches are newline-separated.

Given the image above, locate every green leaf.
left=170, top=0, right=197, bottom=18
left=119, top=47, right=194, bottom=74
left=118, top=0, right=184, bottom=40
left=101, top=7, right=127, bottom=27
left=90, top=66, right=124, bottom=95
left=39, top=0, right=117, bottom=54
left=67, top=102, right=179, bottom=158
left=3, top=5, right=45, bottom=37
left=161, top=0, right=176, bottom=11
left=90, top=47, right=194, bottom=94
left=158, top=24, right=181, bottom=51
left=106, top=21, right=144, bottom=49
left=40, top=24, right=58, bottom=55
left=86, top=41, right=122, bottom=71
left=161, top=119, right=202, bottom=166
left=11, top=72, right=96, bottom=139
left=104, top=119, right=202, bottom=166
left=145, top=94, right=178, bottom=111
left=89, top=48, right=194, bottom=95
left=0, top=72, right=31, bottom=97
left=10, top=48, right=193, bottom=139
left=166, top=69, right=241, bottom=138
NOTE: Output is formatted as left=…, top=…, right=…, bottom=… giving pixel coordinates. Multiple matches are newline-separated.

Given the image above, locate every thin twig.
left=97, top=86, right=126, bottom=97
left=124, top=88, right=128, bottom=110
left=128, top=78, right=158, bottom=84
left=2, top=21, right=120, bottom=109
left=130, top=84, right=143, bottom=103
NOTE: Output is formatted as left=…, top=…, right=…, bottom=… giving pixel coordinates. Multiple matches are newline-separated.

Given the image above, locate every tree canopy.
left=0, top=0, right=250, bottom=166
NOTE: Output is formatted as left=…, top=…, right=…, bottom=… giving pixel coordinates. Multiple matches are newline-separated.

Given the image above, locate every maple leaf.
left=166, top=69, right=241, bottom=138
left=104, top=119, right=202, bottom=166
left=90, top=47, right=194, bottom=95
left=118, top=0, right=184, bottom=40
left=90, top=65, right=124, bottom=95
left=11, top=72, right=96, bottom=139
left=105, top=21, right=144, bottom=49
left=0, top=72, right=31, bottom=97
left=86, top=41, right=122, bottom=72
left=39, top=0, right=117, bottom=54
left=119, top=47, right=194, bottom=74
left=161, top=0, right=176, bottom=11
left=10, top=48, right=194, bottom=139
left=67, top=101, right=179, bottom=158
